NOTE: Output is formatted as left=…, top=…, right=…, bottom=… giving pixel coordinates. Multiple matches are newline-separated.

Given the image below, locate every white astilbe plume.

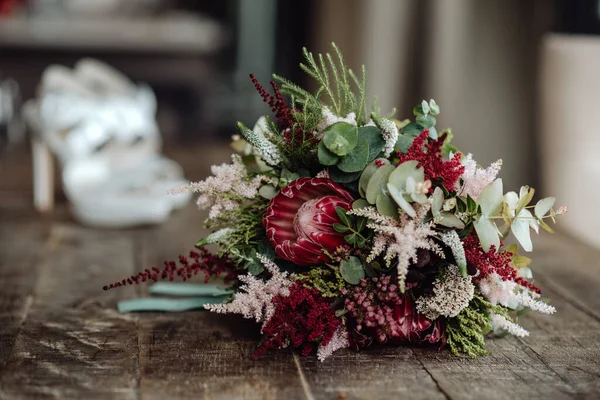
left=205, top=255, right=294, bottom=324
left=316, top=106, right=357, bottom=132
left=317, top=326, right=349, bottom=362
left=439, top=231, right=466, bottom=269
left=490, top=313, right=529, bottom=337
left=349, top=204, right=443, bottom=291
left=170, top=154, right=272, bottom=220
left=459, top=154, right=503, bottom=199
left=241, top=116, right=283, bottom=166
left=478, top=273, right=556, bottom=315
left=415, top=264, right=475, bottom=320
left=379, top=117, right=399, bottom=157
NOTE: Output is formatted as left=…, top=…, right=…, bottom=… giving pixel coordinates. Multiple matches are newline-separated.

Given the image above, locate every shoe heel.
left=32, top=137, right=54, bottom=212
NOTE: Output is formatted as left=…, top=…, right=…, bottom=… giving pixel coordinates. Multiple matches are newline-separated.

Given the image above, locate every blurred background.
left=0, top=0, right=597, bottom=245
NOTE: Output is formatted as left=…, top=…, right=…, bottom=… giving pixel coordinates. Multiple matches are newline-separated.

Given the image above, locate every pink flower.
left=263, top=177, right=354, bottom=266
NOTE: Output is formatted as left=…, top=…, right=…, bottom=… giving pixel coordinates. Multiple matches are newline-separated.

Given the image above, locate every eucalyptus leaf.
left=259, top=185, right=278, bottom=200
left=394, top=134, right=415, bottom=153
left=376, top=193, right=399, bottom=218
left=474, top=217, right=501, bottom=252
left=511, top=218, right=533, bottom=252
left=439, top=213, right=466, bottom=229
left=416, top=114, right=436, bottom=129
left=516, top=186, right=535, bottom=215
left=338, top=139, right=370, bottom=172
left=387, top=184, right=415, bottom=218
left=478, top=179, right=504, bottom=217
left=359, top=161, right=380, bottom=197
left=400, top=121, right=423, bottom=137
left=432, top=187, right=444, bottom=217
left=429, top=99, right=440, bottom=115
left=318, top=141, right=340, bottom=166
left=365, top=164, right=395, bottom=204
left=421, top=100, right=430, bottom=115
left=322, top=122, right=358, bottom=156
left=329, top=167, right=362, bottom=183
left=352, top=199, right=370, bottom=209
left=388, top=160, right=424, bottom=192
left=535, top=197, right=556, bottom=219
left=357, top=126, right=386, bottom=161
left=340, top=256, right=365, bottom=285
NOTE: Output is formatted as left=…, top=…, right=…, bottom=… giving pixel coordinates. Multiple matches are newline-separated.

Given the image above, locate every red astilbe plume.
left=103, top=247, right=237, bottom=290
left=396, top=130, right=464, bottom=192
left=462, top=235, right=541, bottom=294
left=254, top=282, right=340, bottom=358
left=250, top=74, right=315, bottom=147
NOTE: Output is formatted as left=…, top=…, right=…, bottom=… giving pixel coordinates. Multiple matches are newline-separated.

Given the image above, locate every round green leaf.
left=329, top=167, right=362, bottom=183
left=388, top=160, right=424, bottom=191
left=318, top=141, right=340, bottom=166
left=359, top=159, right=389, bottom=198
left=357, top=126, right=386, bottom=161
left=376, top=193, right=398, bottom=218
left=338, top=139, right=370, bottom=172
left=322, top=122, right=358, bottom=156
left=340, top=256, right=365, bottom=285
left=365, top=164, right=395, bottom=204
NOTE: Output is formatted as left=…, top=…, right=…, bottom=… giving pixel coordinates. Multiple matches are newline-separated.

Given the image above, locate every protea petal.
left=263, top=177, right=354, bottom=266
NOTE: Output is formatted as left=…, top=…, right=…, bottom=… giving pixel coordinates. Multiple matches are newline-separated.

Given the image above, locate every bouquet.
left=104, top=44, right=566, bottom=360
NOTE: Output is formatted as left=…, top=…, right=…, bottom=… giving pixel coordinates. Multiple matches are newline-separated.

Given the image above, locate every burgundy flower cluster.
left=255, top=282, right=340, bottom=357
left=103, top=247, right=237, bottom=290
left=342, top=275, right=444, bottom=345
left=396, top=130, right=464, bottom=192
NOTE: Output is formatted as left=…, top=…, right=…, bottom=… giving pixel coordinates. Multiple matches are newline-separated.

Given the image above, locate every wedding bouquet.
left=105, top=44, right=566, bottom=360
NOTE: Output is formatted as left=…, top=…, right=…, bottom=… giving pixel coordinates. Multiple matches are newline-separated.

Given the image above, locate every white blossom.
left=459, top=154, right=502, bottom=199
left=317, top=326, right=349, bottom=362
left=415, top=264, right=475, bottom=320
left=491, top=313, right=529, bottom=337
left=379, top=117, right=399, bottom=157
left=479, top=273, right=556, bottom=315
left=439, top=231, right=466, bottom=270
left=317, top=106, right=357, bottom=132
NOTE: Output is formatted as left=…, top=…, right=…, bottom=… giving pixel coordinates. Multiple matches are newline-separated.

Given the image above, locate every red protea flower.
left=263, top=177, right=354, bottom=266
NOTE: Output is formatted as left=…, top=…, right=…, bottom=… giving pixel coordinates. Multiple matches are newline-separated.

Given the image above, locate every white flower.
left=415, top=265, right=474, bottom=320
left=479, top=273, right=556, bottom=315
left=316, top=106, right=357, bottom=132
left=379, top=118, right=399, bottom=157
left=491, top=313, right=529, bottom=337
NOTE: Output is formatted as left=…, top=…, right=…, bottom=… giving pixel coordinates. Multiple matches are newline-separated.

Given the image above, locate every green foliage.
left=446, top=292, right=510, bottom=358
left=205, top=200, right=269, bottom=271
left=297, top=267, right=346, bottom=298
left=318, top=123, right=384, bottom=174
left=339, top=256, right=365, bottom=285
left=334, top=206, right=371, bottom=248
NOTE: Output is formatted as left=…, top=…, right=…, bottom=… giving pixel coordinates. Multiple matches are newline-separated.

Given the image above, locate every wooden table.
left=1, top=144, right=599, bottom=399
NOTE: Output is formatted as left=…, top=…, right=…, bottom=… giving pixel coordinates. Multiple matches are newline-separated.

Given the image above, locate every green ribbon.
left=117, top=282, right=232, bottom=313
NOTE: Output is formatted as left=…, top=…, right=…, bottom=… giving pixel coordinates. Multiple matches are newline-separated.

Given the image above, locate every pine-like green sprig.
left=445, top=292, right=509, bottom=358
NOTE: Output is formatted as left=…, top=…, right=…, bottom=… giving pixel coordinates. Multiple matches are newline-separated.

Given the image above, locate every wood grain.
left=1, top=144, right=599, bottom=399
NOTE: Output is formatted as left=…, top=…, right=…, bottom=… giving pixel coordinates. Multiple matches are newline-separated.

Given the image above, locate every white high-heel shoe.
left=26, top=60, right=191, bottom=227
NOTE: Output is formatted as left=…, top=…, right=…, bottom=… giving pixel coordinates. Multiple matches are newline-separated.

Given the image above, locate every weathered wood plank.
left=0, top=222, right=141, bottom=399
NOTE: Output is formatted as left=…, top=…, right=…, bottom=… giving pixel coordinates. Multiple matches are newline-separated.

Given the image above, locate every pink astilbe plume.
left=103, top=247, right=237, bottom=290
left=204, top=255, right=293, bottom=323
